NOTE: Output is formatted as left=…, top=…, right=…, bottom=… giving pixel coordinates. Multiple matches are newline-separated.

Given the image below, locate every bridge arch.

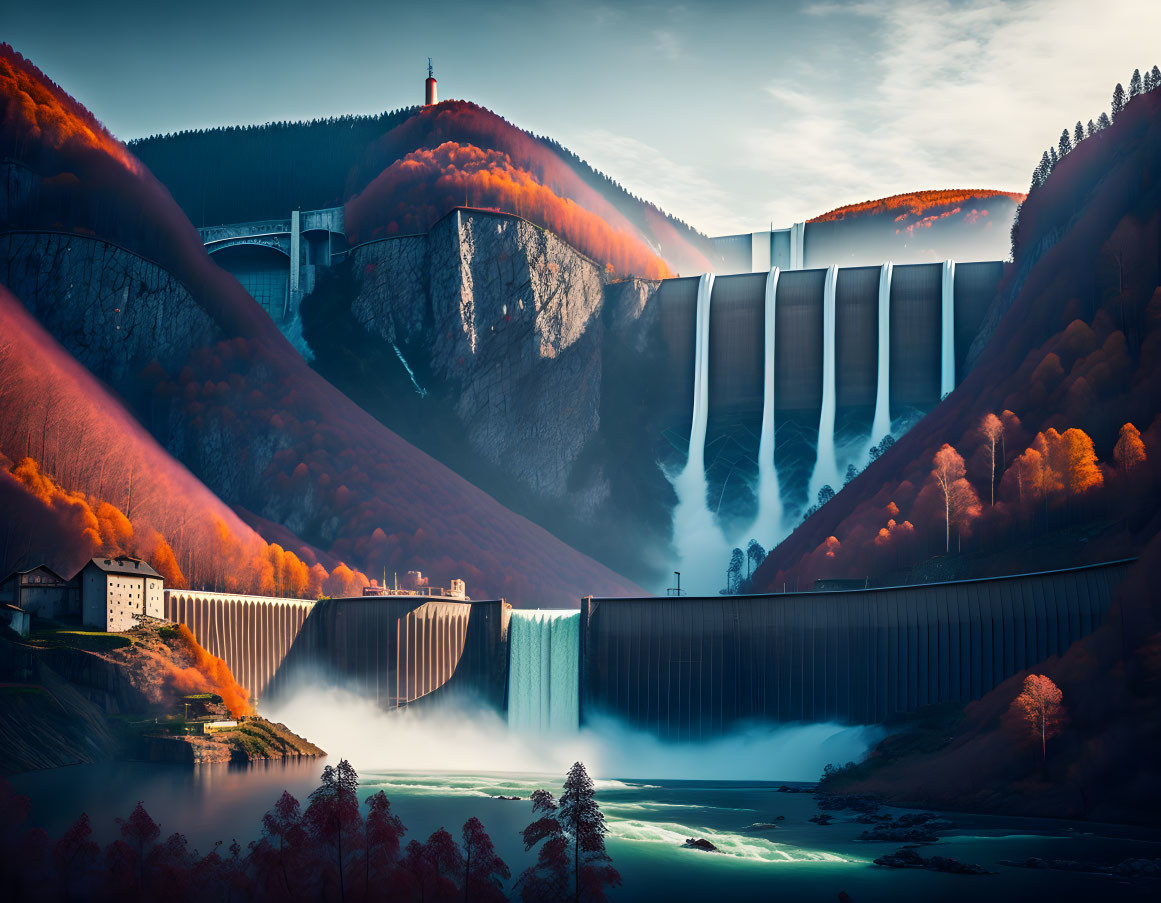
left=208, top=242, right=291, bottom=320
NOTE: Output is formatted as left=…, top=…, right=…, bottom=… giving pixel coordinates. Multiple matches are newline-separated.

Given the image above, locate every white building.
left=81, top=556, right=164, bottom=632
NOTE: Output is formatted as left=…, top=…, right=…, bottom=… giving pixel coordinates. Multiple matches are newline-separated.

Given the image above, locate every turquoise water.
left=13, top=761, right=1161, bottom=902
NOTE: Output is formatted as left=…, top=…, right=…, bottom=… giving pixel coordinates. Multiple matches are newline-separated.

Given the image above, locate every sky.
left=7, top=0, right=1160, bottom=234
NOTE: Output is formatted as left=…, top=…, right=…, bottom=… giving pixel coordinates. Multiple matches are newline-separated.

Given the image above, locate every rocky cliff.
left=305, top=210, right=676, bottom=586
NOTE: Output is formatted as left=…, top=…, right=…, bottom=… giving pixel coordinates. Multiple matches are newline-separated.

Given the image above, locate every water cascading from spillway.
left=752, top=267, right=784, bottom=544
left=940, top=259, right=956, bottom=398
left=808, top=265, right=841, bottom=503
left=668, top=273, right=729, bottom=594
left=869, top=261, right=893, bottom=448
left=507, top=610, right=579, bottom=733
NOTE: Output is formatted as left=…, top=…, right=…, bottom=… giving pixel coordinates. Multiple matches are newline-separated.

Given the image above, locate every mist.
left=262, top=686, right=883, bottom=783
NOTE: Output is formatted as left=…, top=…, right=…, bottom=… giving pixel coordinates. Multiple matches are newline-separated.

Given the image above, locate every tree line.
left=0, top=759, right=621, bottom=903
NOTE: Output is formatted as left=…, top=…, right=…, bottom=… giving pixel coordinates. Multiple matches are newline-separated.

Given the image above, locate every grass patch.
left=27, top=628, right=132, bottom=653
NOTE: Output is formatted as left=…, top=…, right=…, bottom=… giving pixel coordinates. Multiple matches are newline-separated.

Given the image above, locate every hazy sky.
left=7, top=0, right=1159, bottom=233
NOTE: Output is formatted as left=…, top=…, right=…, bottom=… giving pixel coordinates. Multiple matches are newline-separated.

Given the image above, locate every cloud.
left=652, top=28, right=684, bottom=61
left=743, top=0, right=1161, bottom=224
left=565, top=128, right=739, bottom=235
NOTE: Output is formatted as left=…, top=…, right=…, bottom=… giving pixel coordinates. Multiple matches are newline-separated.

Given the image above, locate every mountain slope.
left=752, top=88, right=1161, bottom=593
left=0, top=44, right=641, bottom=605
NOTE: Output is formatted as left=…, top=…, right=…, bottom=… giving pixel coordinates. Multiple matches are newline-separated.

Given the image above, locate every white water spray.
left=940, top=259, right=956, bottom=397
left=507, top=610, right=579, bottom=734
left=668, top=274, right=729, bottom=594
left=808, top=265, right=840, bottom=502
left=752, top=267, right=784, bottom=546
left=869, top=261, right=893, bottom=448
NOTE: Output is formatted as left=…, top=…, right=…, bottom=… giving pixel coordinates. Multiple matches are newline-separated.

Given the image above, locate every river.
left=12, top=758, right=1160, bottom=902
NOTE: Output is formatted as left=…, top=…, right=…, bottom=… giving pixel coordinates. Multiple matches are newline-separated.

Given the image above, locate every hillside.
left=0, top=621, right=322, bottom=773
left=804, top=188, right=1024, bottom=266
left=0, top=287, right=364, bottom=595
left=130, top=100, right=715, bottom=277
left=0, top=45, right=642, bottom=606
left=753, top=86, right=1161, bottom=594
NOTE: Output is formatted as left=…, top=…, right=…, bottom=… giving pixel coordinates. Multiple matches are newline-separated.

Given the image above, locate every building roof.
left=1, top=564, right=69, bottom=585
left=86, top=556, right=163, bottom=579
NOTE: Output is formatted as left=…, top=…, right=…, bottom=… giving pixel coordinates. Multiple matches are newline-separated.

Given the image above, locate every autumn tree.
left=363, top=791, right=405, bottom=899
left=517, top=789, right=569, bottom=902
left=979, top=413, right=1004, bottom=506
left=304, top=760, right=362, bottom=902
left=930, top=444, right=981, bottom=553
left=462, top=817, right=510, bottom=903
left=1113, top=422, right=1146, bottom=472
left=1011, top=674, right=1066, bottom=761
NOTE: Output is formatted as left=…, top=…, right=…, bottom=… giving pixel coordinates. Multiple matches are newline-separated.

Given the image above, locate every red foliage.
left=0, top=54, right=641, bottom=607
left=809, top=188, right=1026, bottom=223
left=753, top=88, right=1161, bottom=592
left=1009, top=673, right=1067, bottom=761
left=345, top=101, right=706, bottom=278
left=347, top=141, right=672, bottom=279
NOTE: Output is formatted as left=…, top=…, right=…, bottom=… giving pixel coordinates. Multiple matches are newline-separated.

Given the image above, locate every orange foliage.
left=0, top=291, right=370, bottom=597
left=347, top=141, right=672, bottom=280
left=0, top=45, right=140, bottom=174
left=1010, top=673, right=1066, bottom=761
left=1114, top=422, right=1147, bottom=472
left=824, top=536, right=841, bottom=559
left=809, top=189, right=1025, bottom=223
left=1035, top=428, right=1103, bottom=495
left=161, top=624, right=252, bottom=718
left=930, top=444, right=982, bottom=553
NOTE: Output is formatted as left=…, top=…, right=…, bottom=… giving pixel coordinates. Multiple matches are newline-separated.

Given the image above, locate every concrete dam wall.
left=262, top=596, right=510, bottom=712
left=170, top=563, right=1127, bottom=739
left=579, top=561, right=1130, bottom=739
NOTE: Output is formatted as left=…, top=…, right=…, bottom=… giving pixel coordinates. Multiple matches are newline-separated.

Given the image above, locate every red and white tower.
left=425, top=58, right=437, bottom=106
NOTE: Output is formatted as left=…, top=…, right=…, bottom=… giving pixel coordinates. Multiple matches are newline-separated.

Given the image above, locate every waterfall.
left=808, top=265, right=840, bottom=502
left=507, top=610, right=579, bottom=733
left=941, top=259, right=956, bottom=397
left=687, top=273, right=715, bottom=476
left=753, top=267, right=783, bottom=542
left=870, top=262, right=893, bottom=447
left=668, top=273, right=729, bottom=594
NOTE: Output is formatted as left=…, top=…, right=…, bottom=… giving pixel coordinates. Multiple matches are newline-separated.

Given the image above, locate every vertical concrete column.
left=287, top=209, right=301, bottom=321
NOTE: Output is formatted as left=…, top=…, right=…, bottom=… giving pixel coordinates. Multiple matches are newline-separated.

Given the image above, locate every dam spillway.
left=507, top=610, right=580, bottom=733
left=168, top=563, right=1128, bottom=741
left=654, top=259, right=1002, bottom=585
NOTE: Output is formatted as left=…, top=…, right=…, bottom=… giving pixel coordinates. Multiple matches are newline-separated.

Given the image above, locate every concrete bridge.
left=197, top=207, right=345, bottom=323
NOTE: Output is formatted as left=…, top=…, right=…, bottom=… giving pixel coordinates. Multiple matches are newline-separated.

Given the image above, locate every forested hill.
left=128, top=106, right=710, bottom=258
left=128, top=110, right=418, bottom=226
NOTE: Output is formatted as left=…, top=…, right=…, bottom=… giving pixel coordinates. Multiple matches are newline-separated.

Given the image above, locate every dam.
left=167, top=560, right=1128, bottom=738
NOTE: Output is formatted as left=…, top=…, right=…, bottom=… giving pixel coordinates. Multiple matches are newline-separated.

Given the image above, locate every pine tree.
left=1097, top=111, right=1111, bottom=130
left=1049, top=146, right=1059, bottom=167
left=1073, top=121, right=1084, bottom=146
left=1150, top=65, right=1161, bottom=92
left=1058, top=127, right=1071, bottom=156
left=1086, top=119, right=1096, bottom=138
left=1112, top=82, right=1126, bottom=118
left=559, top=763, right=620, bottom=903
left=1129, top=67, right=1142, bottom=98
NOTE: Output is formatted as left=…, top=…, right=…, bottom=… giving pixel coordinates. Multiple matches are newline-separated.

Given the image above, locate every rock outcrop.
left=309, top=210, right=673, bottom=587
